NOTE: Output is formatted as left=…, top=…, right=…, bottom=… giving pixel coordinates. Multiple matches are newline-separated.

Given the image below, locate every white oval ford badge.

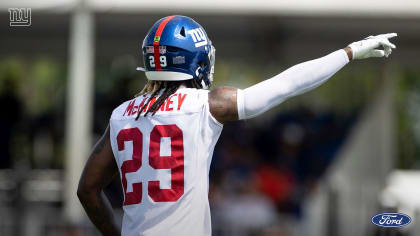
left=371, top=213, right=411, bottom=227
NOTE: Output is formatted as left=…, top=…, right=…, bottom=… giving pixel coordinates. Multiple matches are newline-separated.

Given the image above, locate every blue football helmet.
left=137, top=15, right=215, bottom=89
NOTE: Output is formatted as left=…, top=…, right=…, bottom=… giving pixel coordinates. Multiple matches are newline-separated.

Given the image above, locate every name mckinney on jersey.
left=123, top=93, right=188, bottom=116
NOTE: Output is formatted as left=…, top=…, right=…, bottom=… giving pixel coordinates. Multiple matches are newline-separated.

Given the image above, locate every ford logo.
left=371, top=213, right=411, bottom=227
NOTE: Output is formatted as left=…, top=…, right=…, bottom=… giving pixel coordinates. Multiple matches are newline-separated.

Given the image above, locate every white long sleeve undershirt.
left=236, top=49, right=350, bottom=120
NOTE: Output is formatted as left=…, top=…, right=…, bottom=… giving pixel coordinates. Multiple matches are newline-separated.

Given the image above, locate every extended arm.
left=237, top=48, right=349, bottom=119
left=210, top=33, right=397, bottom=123
left=77, top=125, right=120, bottom=236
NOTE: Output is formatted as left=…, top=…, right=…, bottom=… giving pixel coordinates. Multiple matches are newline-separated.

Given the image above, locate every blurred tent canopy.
left=2, top=0, right=420, bottom=17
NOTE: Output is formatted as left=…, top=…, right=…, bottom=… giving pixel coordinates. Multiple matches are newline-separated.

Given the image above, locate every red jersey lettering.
left=160, top=100, right=166, bottom=111
left=165, top=94, right=175, bottom=111
left=124, top=100, right=136, bottom=116
left=147, top=97, right=157, bottom=111
left=177, top=94, right=187, bottom=110
left=138, top=97, right=147, bottom=113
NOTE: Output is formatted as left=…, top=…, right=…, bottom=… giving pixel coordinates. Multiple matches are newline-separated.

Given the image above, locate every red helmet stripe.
left=153, top=16, right=175, bottom=71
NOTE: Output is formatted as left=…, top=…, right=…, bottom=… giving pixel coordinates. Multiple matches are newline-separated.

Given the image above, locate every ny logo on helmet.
left=187, top=28, right=208, bottom=48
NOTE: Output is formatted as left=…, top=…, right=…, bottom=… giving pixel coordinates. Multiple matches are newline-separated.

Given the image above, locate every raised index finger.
left=381, top=33, right=398, bottom=39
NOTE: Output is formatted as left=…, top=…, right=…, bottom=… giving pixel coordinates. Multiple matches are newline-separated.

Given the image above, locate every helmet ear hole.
left=180, top=27, right=186, bottom=37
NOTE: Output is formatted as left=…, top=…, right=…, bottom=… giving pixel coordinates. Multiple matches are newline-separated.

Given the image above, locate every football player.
left=77, top=15, right=397, bottom=236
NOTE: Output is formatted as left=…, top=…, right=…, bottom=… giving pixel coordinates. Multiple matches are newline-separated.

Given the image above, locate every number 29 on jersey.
left=116, top=124, right=184, bottom=206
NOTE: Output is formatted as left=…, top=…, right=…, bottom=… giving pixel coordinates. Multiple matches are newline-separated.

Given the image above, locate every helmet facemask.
left=195, top=44, right=216, bottom=89
left=208, top=44, right=216, bottom=87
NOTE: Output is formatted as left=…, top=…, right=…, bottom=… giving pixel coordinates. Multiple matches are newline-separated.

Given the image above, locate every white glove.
left=348, top=33, right=397, bottom=60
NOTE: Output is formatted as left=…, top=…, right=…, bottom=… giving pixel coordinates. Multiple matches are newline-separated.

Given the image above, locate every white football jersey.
left=109, top=87, right=223, bottom=236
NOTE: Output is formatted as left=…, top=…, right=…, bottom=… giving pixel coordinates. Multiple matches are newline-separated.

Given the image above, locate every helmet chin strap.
left=201, top=80, right=208, bottom=89
left=195, top=66, right=211, bottom=89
